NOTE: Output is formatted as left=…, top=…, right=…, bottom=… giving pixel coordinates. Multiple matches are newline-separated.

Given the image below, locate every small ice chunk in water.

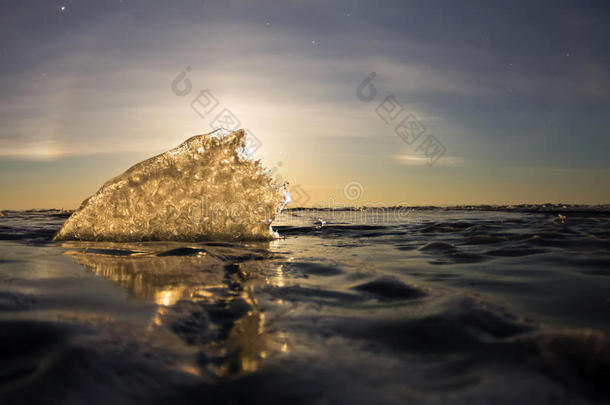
left=53, top=129, right=288, bottom=241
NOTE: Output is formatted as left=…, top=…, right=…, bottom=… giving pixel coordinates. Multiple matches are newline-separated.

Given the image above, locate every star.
left=59, top=5, right=66, bottom=12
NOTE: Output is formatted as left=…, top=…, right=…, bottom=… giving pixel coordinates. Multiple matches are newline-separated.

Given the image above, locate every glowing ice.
left=53, top=129, right=288, bottom=241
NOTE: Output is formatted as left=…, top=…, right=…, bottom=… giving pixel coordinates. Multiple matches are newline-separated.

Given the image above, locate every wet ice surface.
left=53, top=129, right=287, bottom=242
left=0, top=208, right=609, bottom=404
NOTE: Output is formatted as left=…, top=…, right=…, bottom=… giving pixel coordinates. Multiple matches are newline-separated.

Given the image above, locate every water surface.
left=0, top=208, right=609, bottom=404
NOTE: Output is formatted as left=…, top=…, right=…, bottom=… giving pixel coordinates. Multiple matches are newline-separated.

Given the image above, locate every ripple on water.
left=351, top=277, right=426, bottom=301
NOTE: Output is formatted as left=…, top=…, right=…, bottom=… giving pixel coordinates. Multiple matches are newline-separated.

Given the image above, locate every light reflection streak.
left=63, top=241, right=290, bottom=377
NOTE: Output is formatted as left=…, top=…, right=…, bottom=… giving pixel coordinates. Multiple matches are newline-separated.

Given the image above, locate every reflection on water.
left=63, top=243, right=226, bottom=304
left=62, top=240, right=283, bottom=377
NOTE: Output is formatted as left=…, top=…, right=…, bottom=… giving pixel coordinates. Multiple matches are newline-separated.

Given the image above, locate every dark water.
left=0, top=208, right=609, bottom=404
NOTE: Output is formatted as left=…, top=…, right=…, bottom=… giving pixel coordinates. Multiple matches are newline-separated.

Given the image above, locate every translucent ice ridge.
left=53, top=129, right=289, bottom=241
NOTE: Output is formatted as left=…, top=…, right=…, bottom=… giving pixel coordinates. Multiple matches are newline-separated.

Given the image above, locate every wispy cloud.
left=393, top=154, right=463, bottom=167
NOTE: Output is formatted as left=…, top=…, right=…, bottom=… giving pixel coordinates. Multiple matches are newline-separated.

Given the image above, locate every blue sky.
left=1, top=0, right=609, bottom=208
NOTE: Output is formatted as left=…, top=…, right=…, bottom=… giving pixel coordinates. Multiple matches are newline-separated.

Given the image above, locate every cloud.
left=392, top=154, right=463, bottom=167
left=1, top=19, right=468, bottom=158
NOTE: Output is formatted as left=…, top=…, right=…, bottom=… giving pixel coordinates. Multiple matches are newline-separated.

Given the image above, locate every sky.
left=1, top=0, right=609, bottom=209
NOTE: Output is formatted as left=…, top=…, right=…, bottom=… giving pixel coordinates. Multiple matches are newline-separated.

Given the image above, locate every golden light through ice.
left=53, top=129, right=288, bottom=241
